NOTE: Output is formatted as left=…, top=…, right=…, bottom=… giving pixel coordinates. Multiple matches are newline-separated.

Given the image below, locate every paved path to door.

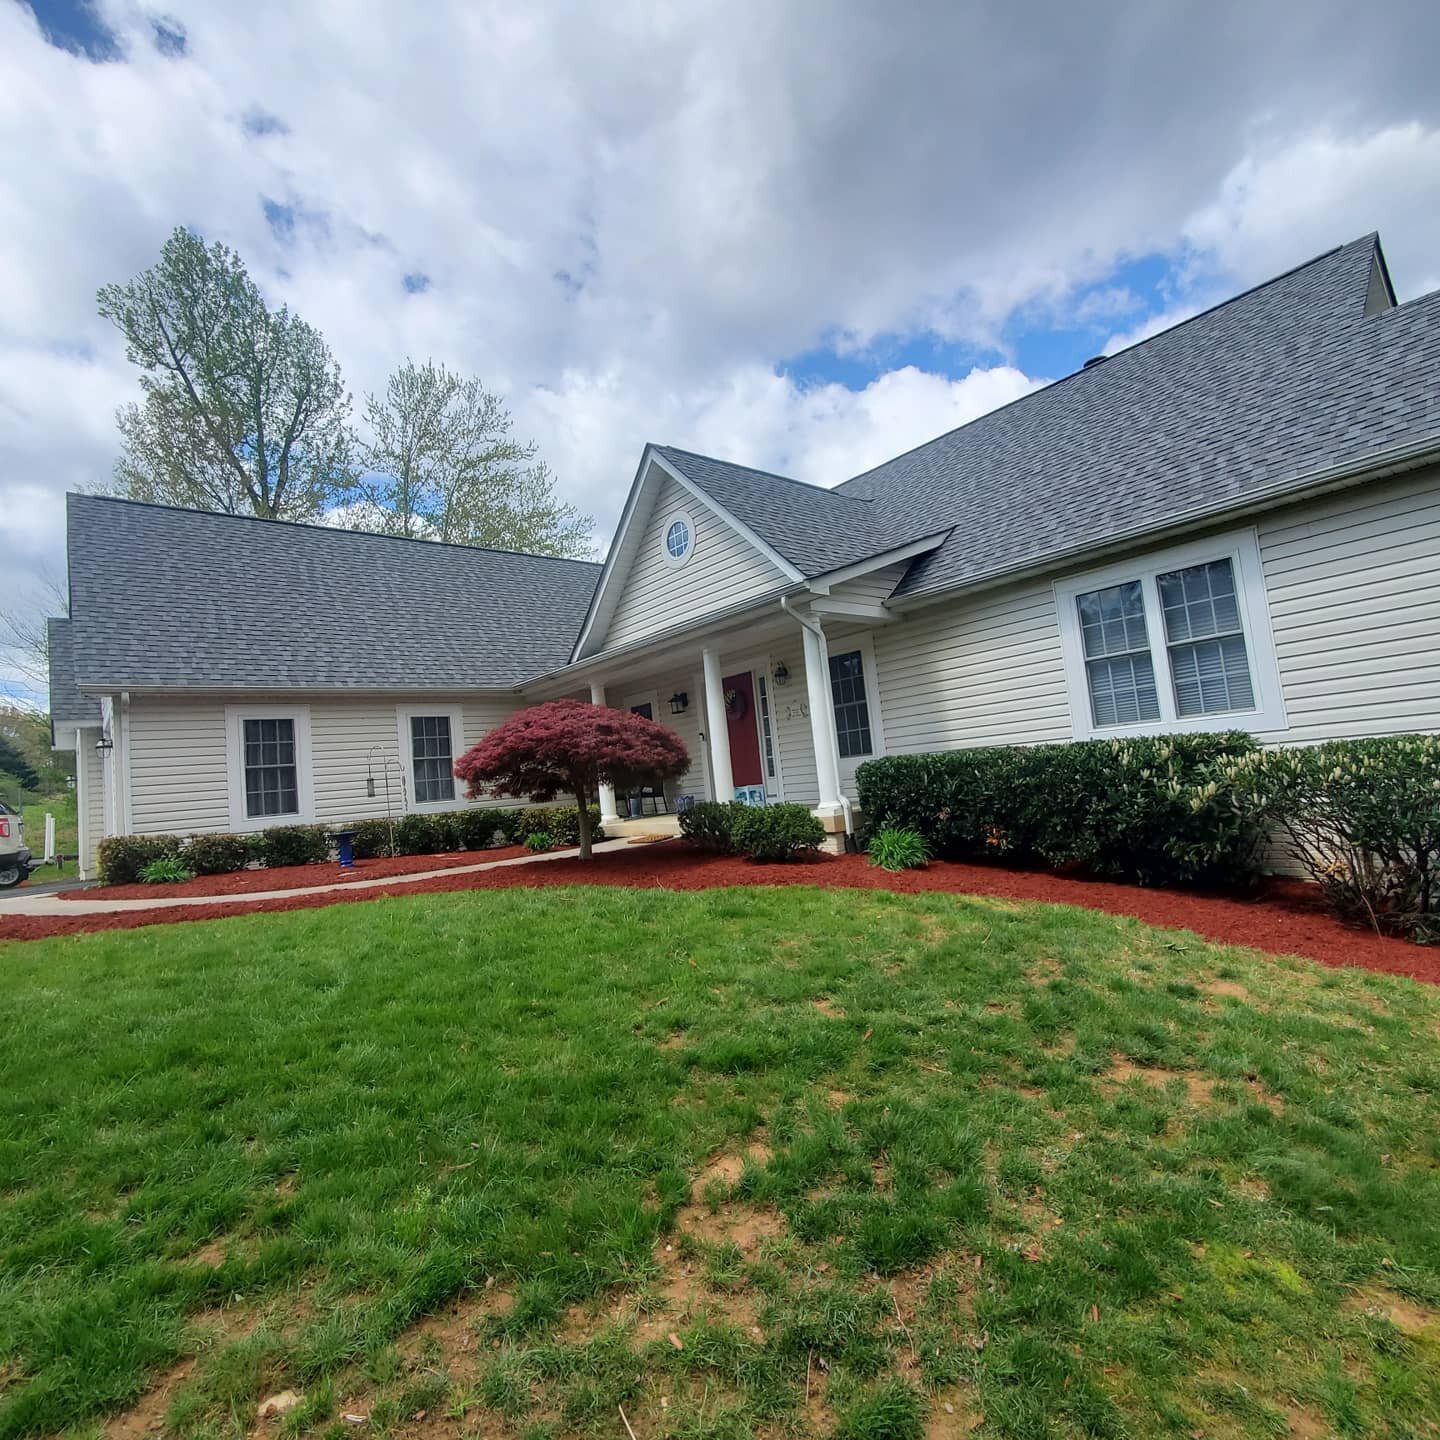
left=0, top=838, right=635, bottom=918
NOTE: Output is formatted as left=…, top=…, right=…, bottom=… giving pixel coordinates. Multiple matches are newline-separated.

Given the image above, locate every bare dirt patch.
left=1346, top=1284, right=1439, bottom=1334
left=104, top=1359, right=195, bottom=1440
left=396, top=1284, right=515, bottom=1377
left=825, top=1088, right=852, bottom=1109
left=925, top=1392, right=986, bottom=1439
left=812, top=997, right=846, bottom=1019
left=1103, top=1057, right=1216, bottom=1107
left=1202, top=978, right=1251, bottom=1001
left=658, top=1031, right=687, bottom=1052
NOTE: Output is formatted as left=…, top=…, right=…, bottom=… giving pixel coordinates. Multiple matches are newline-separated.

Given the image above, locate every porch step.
left=605, top=814, right=682, bottom=841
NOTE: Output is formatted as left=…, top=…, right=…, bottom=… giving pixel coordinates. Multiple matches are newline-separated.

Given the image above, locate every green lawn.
left=2, top=887, right=1439, bottom=1440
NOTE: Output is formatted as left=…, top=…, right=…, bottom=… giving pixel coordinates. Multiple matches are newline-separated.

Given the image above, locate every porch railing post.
left=701, top=646, right=735, bottom=802
left=589, top=682, right=622, bottom=825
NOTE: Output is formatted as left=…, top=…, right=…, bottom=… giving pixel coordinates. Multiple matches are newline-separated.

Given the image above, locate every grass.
left=2, top=885, right=1439, bottom=1440
left=19, top=792, right=77, bottom=869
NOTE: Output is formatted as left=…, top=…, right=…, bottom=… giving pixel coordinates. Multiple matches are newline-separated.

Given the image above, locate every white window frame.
left=827, top=630, right=886, bottom=770
left=1053, top=528, right=1288, bottom=740
left=396, top=705, right=465, bottom=812
left=225, top=704, right=314, bottom=831
left=661, top=510, right=696, bottom=568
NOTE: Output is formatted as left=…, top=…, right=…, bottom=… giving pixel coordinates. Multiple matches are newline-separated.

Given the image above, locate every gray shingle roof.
left=46, top=618, right=101, bottom=729
left=62, top=496, right=602, bottom=693
left=652, top=447, right=906, bottom=574
left=656, top=236, right=1440, bottom=602
left=839, top=234, right=1440, bottom=598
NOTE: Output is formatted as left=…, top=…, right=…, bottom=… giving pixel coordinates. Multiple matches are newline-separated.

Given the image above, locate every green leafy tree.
left=98, top=227, right=354, bottom=520
left=356, top=359, right=592, bottom=556
left=0, top=733, right=40, bottom=793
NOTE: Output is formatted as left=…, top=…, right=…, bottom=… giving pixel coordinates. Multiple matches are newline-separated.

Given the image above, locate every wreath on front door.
left=724, top=687, right=749, bottom=720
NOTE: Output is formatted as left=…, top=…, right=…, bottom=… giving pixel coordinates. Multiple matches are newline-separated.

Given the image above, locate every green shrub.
left=138, top=856, right=195, bottom=885
left=392, top=813, right=453, bottom=857
left=516, top=804, right=603, bottom=846
left=185, top=833, right=253, bottom=875
left=347, top=818, right=397, bottom=859
left=525, top=831, right=553, bottom=852
left=866, top=826, right=931, bottom=872
left=680, top=800, right=746, bottom=854
left=97, top=834, right=184, bottom=886
left=489, top=808, right=525, bottom=845
left=857, top=733, right=1263, bottom=888
left=1224, top=734, right=1440, bottom=942
left=731, top=803, right=826, bottom=862
left=452, top=808, right=503, bottom=850
left=250, top=824, right=332, bottom=869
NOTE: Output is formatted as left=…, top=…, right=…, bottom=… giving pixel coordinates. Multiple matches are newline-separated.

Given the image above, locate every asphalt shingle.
left=62, top=497, right=602, bottom=693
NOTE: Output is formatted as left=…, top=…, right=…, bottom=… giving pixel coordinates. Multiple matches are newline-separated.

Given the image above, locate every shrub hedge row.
left=857, top=732, right=1440, bottom=942
left=679, top=800, right=825, bottom=861
left=856, top=733, right=1264, bottom=889
left=96, top=804, right=604, bottom=886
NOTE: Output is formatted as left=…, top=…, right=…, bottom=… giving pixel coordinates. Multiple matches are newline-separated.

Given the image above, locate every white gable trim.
left=571, top=446, right=805, bottom=661
left=805, top=532, right=951, bottom=595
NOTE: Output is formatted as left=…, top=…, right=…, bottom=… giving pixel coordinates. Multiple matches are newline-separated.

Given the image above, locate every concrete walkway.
left=0, top=838, right=636, bottom=918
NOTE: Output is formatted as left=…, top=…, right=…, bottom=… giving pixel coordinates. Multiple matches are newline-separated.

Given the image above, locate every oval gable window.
left=663, top=513, right=694, bottom=566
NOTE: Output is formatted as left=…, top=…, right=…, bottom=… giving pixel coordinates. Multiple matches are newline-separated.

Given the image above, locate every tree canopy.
left=355, top=359, right=592, bottom=557
left=454, top=700, right=689, bottom=858
left=97, top=226, right=354, bottom=520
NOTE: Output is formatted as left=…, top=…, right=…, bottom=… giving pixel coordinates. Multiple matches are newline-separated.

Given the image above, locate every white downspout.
left=779, top=597, right=854, bottom=838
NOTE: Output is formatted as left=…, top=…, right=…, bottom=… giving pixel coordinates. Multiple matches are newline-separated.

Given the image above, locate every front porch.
left=536, top=601, right=886, bottom=853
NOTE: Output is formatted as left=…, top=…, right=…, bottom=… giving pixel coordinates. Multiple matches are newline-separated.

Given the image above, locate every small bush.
left=348, top=818, right=397, bottom=859
left=452, top=808, right=503, bottom=850
left=732, top=803, right=825, bottom=862
left=680, top=800, right=746, bottom=854
left=1225, top=734, right=1440, bottom=942
left=867, top=826, right=931, bottom=872
left=97, top=834, right=184, bottom=886
left=185, top=833, right=253, bottom=875
left=392, top=813, right=453, bottom=857
left=250, top=824, right=332, bottom=869
left=489, top=808, right=525, bottom=845
left=138, top=856, right=195, bottom=885
left=857, top=733, right=1263, bottom=888
left=525, top=831, right=553, bottom=852
left=516, top=804, right=603, bottom=846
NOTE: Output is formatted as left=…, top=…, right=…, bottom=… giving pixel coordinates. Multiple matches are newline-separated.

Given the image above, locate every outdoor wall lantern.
left=95, top=735, right=114, bottom=752
left=669, top=691, right=689, bottom=715
left=772, top=661, right=790, bottom=686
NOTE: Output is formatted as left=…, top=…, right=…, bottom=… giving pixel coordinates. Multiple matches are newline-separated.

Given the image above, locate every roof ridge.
left=656, top=444, right=876, bottom=507
left=67, top=492, right=604, bottom=570
left=836, top=233, right=1378, bottom=495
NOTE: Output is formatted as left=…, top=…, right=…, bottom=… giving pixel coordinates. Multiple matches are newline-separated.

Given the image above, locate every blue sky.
left=4, top=0, right=1440, bottom=707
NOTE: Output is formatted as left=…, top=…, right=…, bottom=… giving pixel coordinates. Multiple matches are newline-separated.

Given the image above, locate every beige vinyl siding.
left=128, top=701, right=230, bottom=835
left=871, top=580, right=1072, bottom=754
left=826, top=560, right=909, bottom=605
left=1255, top=469, right=1440, bottom=742
left=123, top=693, right=528, bottom=836
left=603, top=478, right=785, bottom=650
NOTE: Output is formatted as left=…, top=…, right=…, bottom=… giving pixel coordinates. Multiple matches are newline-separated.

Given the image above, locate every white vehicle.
left=0, top=801, right=33, bottom=889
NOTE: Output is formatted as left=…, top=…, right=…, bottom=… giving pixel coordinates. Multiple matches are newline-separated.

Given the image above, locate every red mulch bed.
left=65, top=845, right=534, bottom=900
left=4, top=843, right=1435, bottom=983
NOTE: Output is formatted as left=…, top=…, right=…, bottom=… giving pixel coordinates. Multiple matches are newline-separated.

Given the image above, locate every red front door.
left=723, top=671, right=763, bottom=789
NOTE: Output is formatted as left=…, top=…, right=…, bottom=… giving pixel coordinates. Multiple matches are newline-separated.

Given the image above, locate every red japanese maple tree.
left=453, top=698, right=690, bottom=859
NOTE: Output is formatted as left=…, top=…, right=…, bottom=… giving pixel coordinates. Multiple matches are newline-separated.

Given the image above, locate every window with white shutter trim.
left=1054, top=530, right=1287, bottom=739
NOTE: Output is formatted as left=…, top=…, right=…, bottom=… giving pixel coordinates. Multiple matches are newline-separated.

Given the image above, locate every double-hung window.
left=410, top=715, right=456, bottom=805
left=397, top=707, right=462, bottom=809
left=1055, top=530, right=1287, bottom=739
left=225, top=705, right=313, bottom=829
left=828, top=648, right=874, bottom=759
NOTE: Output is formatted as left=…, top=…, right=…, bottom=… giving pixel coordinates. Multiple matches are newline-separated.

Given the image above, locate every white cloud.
left=4, top=0, right=1440, bottom=714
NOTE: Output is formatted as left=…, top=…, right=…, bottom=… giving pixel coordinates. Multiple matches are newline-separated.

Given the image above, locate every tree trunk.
left=575, top=778, right=592, bottom=860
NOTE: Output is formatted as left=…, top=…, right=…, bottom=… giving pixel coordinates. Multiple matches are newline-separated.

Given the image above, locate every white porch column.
left=701, top=646, right=734, bottom=802
left=589, top=681, right=622, bottom=825
left=800, top=622, right=845, bottom=817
